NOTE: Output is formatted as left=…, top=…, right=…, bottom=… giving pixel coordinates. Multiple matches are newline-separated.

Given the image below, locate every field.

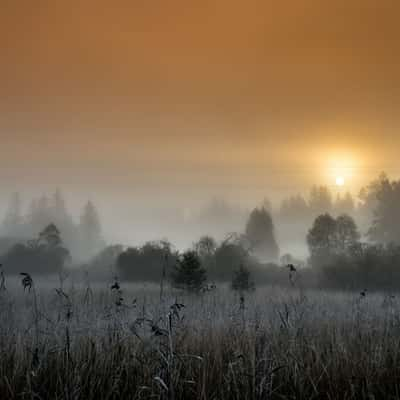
left=1, top=276, right=400, bottom=399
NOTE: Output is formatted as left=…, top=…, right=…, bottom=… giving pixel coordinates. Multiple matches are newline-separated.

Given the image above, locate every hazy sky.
left=1, top=0, right=400, bottom=214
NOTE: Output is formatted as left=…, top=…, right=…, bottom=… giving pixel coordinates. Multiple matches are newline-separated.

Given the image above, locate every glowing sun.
left=335, top=176, right=345, bottom=186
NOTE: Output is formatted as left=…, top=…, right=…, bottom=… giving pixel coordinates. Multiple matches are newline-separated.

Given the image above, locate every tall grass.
left=1, top=277, right=400, bottom=399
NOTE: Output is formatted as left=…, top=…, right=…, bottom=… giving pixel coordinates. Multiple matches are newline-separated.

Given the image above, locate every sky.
left=1, top=0, right=400, bottom=236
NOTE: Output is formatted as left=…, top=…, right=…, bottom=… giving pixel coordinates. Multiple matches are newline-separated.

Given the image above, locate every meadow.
left=1, top=275, right=400, bottom=399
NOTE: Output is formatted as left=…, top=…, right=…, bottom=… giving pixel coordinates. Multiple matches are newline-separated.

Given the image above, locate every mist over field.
left=2, top=1, right=400, bottom=399
left=0, top=182, right=363, bottom=262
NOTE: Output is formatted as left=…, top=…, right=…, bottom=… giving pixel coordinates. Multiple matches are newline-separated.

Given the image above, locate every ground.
left=0, top=277, right=399, bottom=399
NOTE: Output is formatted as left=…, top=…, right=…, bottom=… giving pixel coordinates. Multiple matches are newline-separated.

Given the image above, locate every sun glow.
left=319, top=149, right=361, bottom=189
left=335, top=176, right=345, bottom=186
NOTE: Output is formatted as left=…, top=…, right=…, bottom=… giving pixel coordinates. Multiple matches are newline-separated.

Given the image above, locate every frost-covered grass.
left=1, top=276, right=400, bottom=399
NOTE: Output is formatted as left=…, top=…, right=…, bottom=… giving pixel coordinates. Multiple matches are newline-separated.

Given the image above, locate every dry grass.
left=1, top=277, right=400, bottom=399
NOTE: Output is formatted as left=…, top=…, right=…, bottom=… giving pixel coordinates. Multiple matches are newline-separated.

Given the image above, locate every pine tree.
left=171, top=251, right=206, bottom=292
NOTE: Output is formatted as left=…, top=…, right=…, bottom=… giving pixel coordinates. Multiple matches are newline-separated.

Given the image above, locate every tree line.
left=2, top=173, right=400, bottom=292
left=115, top=172, right=400, bottom=292
left=0, top=190, right=104, bottom=262
left=307, top=173, right=400, bottom=290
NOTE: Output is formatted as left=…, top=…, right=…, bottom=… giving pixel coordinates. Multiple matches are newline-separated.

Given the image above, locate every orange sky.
left=1, top=0, right=400, bottom=205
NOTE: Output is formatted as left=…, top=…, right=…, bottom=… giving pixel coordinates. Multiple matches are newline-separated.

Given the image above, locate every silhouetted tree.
left=307, top=214, right=337, bottom=265
left=171, top=251, right=206, bottom=292
left=361, top=173, right=400, bottom=244
left=307, top=213, right=360, bottom=267
left=358, top=172, right=389, bottom=219
left=336, top=214, right=360, bottom=252
left=245, top=207, right=279, bottom=261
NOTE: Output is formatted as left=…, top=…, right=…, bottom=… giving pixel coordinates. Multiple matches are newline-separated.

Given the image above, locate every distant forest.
left=1, top=173, right=400, bottom=292
left=0, top=190, right=104, bottom=262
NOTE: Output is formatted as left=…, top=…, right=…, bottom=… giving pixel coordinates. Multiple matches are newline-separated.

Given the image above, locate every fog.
left=0, top=189, right=243, bottom=251
left=0, top=184, right=324, bottom=259
left=0, top=179, right=365, bottom=263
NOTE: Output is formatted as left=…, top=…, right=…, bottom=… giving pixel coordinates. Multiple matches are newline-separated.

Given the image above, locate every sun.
left=321, top=150, right=359, bottom=188
left=335, top=176, right=345, bottom=187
